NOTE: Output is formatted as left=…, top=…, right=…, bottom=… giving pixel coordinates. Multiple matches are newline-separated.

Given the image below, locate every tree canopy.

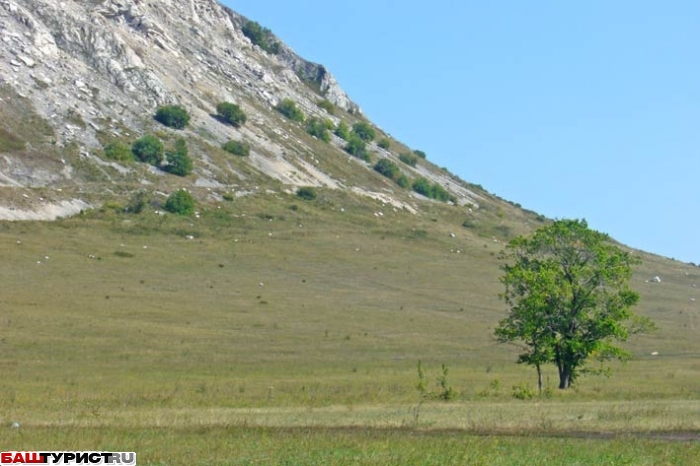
left=495, top=219, right=654, bottom=390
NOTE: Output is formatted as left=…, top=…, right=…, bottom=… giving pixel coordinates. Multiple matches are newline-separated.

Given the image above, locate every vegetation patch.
left=222, top=140, right=250, bottom=157
left=216, top=102, right=247, bottom=127
left=103, top=141, right=133, bottom=162
left=242, top=20, right=281, bottom=55
left=412, top=177, right=455, bottom=203
left=0, top=127, right=26, bottom=152
left=305, top=117, right=331, bottom=142
left=154, top=105, right=190, bottom=129
left=132, top=134, right=164, bottom=166
left=296, top=186, right=317, bottom=200
left=164, top=189, right=196, bottom=215
left=164, top=138, right=193, bottom=176
left=276, top=98, right=305, bottom=122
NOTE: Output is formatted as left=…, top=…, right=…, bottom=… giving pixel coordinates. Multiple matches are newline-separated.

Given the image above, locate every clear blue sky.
left=226, top=1, right=700, bottom=264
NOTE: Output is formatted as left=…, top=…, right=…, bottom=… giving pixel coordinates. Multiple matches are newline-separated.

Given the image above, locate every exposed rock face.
left=0, top=0, right=483, bottom=217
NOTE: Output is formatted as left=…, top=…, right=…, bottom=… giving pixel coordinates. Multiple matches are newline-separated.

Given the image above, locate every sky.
left=226, top=1, right=699, bottom=264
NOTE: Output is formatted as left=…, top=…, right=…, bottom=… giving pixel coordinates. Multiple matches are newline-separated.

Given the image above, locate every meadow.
left=1, top=190, right=699, bottom=464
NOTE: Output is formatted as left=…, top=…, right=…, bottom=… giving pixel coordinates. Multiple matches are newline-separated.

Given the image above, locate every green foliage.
left=334, top=120, right=350, bottom=140
left=344, top=135, right=370, bottom=161
left=396, top=173, right=411, bottom=188
left=0, top=127, right=26, bottom=152
left=164, top=138, right=193, bottom=176
left=495, top=219, right=655, bottom=390
left=511, top=383, right=537, bottom=400
left=374, top=158, right=400, bottom=181
left=411, top=177, right=455, bottom=203
left=276, top=98, right=304, bottom=122
left=415, top=361, right=457, bottom=401
left=216, top=102, right=247, bottom=127
left=296, top=186, right=317, bottom=201
left=413, top=149, right=427, bottom=159
left=316, top=99, right=335, bottom=115
left=351, top=121, right=376, bottom=142
left=242, top=20, right=280, bottom=54
left=222, top=140, right=250, bottom=156
left=103, top=141, right=133, bottom=162
left=154, top=105, right=190, bottom=129
left=462, top=218, right=477, bottom=229
left=399, top=152, right=418, bottom=167
left=132, top=134, right=164, bottom=166
left=377, top=138, right=391, bottom=150
left=126, top=190, right=152, bottom=214
left=164, top=189, right=196, bottom=216
left=305, top=117, right=331, bottom=142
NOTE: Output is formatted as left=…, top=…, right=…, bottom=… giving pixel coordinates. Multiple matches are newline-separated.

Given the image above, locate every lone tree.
left=495, top=219, right=654, bottom=391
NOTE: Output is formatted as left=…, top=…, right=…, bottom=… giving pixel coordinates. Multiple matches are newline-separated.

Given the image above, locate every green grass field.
left=1, top=190, right=699, bottom=464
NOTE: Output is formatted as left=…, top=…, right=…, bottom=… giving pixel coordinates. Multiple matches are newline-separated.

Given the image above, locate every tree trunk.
left=536, top=363, right=543, bottom=395
left=558, top=365, right=572, bottom=389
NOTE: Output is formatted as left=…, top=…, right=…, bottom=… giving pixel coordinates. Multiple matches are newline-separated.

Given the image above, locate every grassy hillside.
left=1, top=190, right=699, bottom=464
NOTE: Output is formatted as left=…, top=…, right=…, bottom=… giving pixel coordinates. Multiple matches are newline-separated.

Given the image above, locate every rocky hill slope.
left=0, top=0, right=496, bottom=221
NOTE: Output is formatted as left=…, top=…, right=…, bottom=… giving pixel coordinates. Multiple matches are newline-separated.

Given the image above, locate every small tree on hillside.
left=222, top=140, right=250, bottom=156
left=154, top=105, right=190, bottom=129
left=276, top=98, right=304, bottom=122
left=164, top=138, right=193, bottom=176
left=374, top=158, right=400, bottom=180
left=352, top=121, right=375, bottom=142
left=164, top=189, right=195, bottom=216
left=495, top=219, right=655, bottom=391
left=216, top=102, right=247, bottom=127
left=344, top=135, right=370, bottom=161
left=132, top=134, right=164, bottom=166
left=334, top=120, right=350, bottom=140
left=305, top=117, right=331, bottom=142
left=242, top=20, right=280, bottom=54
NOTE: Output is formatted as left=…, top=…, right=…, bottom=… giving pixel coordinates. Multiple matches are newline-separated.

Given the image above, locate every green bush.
left=276, top=98, right=304, bottom=122
left=222, top=140, right=250, bottom=156
left=396, top=173, right=411, bottom=188
left=242, top=20, right=280, bottom=54
left=344, top=135, right=370, bottom=161
left=352, top=121, right=375, bottom=142
left=126, top=190, right=151, bottom=214
left=317, top=99, right=335, bottom=115
left=132, top=134, right=164, bottom=166
left=374, top=158, right=400, bottom=180
left=412, top=177, right=455, bottom=203
left=103, top=141, right=133, bottom=162
left=511, top=383, right=537, bottom=400
left=164, top=190, right=195, bottom=216
left=334, top=120, right=350, bottom=140
left=377, top=138, right=391, bottom=150
left=296, top=186, right=317, bottom=200
left=154, top=105, right=190, bottom=129
left=216, top=102, right=247, bottom=127
left=399, top=152, right=418, bottom=167
left=413, top=149, right=427, bottom=159
left=305, top=117, right=331, bottom=142
left=164, top=138, right=193, bottom=176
